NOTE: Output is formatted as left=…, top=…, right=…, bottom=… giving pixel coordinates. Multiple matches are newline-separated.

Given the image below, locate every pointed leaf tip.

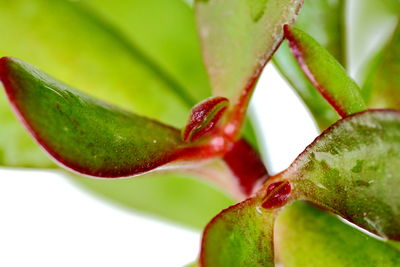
left=183, top=96, right=228, bottom=143
left=284, top=26, right=366, bottom=117
left=0, top=57, right=189, bottom=178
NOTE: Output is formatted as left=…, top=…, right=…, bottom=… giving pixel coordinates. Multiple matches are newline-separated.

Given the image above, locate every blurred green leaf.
left=200, top=197, right=275, bottom=267
left=278, top=110, right=400, bottom=240
left=71, top=172, right=234, bottom=229
left=276, top=201, right=400, bottom=267
left=273, top=0, right=344, bottom=130
left=81, top=0, right=212, bottom=102
left=361, top=1, right=400, bottom=108
left=285, top=26, right=366, bottom=117
left=195, top=0, right=302, bottom=108
left=295, top=0, right=346, bottom=63
left=1, top=57, right=191, bottom=177
left=348, top=0, right=399, bottom=88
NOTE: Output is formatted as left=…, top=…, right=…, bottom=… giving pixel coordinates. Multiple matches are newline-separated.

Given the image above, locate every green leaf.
left=0, top=0, right=198, bottom=167
left=348, top=0, right=399, bottom=89
left=361, top=1, right=400, bottom=108
left=70, top=172, right=234, bottom=229
left=284, top=26, right=366, bottom=117
left=277, top=110, right=400, bottom=240
left=273, top=0, right=344, bottom=130
left=0, top=57, right=188, bottom=177
left=276, top=201, right=400, bottom=267
left=200, top=197, right=275, bottom=267
left=195, top=0, right=303, bottom=113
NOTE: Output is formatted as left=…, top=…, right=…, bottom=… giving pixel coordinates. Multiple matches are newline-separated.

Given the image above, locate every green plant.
left=1, top=0, right=400, bottom=266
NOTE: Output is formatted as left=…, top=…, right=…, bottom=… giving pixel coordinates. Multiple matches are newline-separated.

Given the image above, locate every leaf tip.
left=183, top=96, right=229, bottom=143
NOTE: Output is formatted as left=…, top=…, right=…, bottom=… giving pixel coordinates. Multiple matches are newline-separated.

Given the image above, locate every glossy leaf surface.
left=276, top=201, right=400, bottom=267
left=0, top=57, right=187, bottom=177
left=195, top=0, right=303, bottom=109
left=285, top=26, right=366, bottom=117
left=273, top=0, right=344, bottom=130
left=200, top=197, right=274, bottom=267
left=0, top=0, right=197, bottom=167
left=278, top=110, right=400, bottom=239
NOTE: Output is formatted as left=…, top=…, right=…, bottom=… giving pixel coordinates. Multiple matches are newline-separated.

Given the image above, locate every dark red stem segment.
left=261, top=180, right=291, bottom=209
left=223, top=139, right=269, bottom=196
left=182, top=96, right=229, bottom=143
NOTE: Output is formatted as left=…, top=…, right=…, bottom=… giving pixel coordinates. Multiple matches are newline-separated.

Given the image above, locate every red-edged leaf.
left=195, top=0, right=303, bottom=138
left=272, top=0, right=345, bottom=130
left=276, top=109, right=400, bottom=240
left=284, top=25, right=366, bottom=117
left=0, top=57, right=191, bottom=177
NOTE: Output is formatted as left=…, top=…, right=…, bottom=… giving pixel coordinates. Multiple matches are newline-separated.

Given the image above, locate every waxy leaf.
left=276, top=201, right=400, bottom=266
left=200, top=197, right=275, bottom=267
left=277, top=110, right=400, bottom=240
left=0, top=57, right=189, bottom=177
left=195, top=0, right=303, bottom=126
left=285, top=26, right=366, bottom=117
left=0, top=0, right=196, bottom=167
left=273, top=0, right=344, bottom=130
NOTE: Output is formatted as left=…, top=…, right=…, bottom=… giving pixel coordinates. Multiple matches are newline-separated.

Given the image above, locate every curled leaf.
left=183, top=96, right=228, bottom=143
